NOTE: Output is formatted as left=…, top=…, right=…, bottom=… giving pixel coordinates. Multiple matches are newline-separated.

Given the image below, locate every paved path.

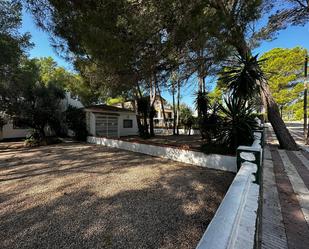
left=285, top=122, right=309, bottom=152
left=259, top=125, right=309, bottom=249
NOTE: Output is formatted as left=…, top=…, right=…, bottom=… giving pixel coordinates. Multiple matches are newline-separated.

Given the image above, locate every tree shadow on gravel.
left=0, top=143, right=234, bottom=249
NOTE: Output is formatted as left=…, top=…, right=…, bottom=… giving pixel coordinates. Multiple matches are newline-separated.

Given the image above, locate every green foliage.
left=264, top=1, right=309, bottom=38
left=179, top=104, right=195, bottom=131
left=106, top=96, right=125, bottom=105
left=34, top=57, right=99, bottom=105
left=0, top=0, right=31, bottom=100
left=197, top=94, right=258, bottom=153
left=194, top=91, right=210, bottom=118
left=208, top=86, right=223, bottom=105
left=0, top=3, right=67, bottom=139
left=0, top=58, right=65, bottom=137
left=220, top=54, right=263, bottom=100
left=65, top=106, right=88, bottom=141
left=218, top=97, right=258, bottom=151
left=260, top=47, right=307, bottom=119
left=24, top=131, right=62, bottom=147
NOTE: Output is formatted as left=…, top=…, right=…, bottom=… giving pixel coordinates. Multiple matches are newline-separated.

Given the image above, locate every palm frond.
left=220, top=53, right=264, bottom=100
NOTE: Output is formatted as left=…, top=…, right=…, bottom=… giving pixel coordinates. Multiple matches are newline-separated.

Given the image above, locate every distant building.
left=111, top=95, right=174, bottom=127
left=0, top=92, right=83, bottom=141
left=152, top=95, right=174, bottom=127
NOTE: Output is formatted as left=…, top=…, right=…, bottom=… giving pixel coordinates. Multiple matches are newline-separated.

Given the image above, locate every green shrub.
left=65, top=105, right=88, bottom=141
left=24, top=131, right=62, bottom=147
left=217, top=97, right=258, bottom=151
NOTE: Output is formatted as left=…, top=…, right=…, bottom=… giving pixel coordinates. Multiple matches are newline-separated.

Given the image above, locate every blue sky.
left=20, top=10, right=309, bottom=108
left=20, top=10, right=70, bottom=70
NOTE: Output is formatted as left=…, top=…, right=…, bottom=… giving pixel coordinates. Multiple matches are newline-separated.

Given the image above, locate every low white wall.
left=196, top=162, right=259, bottom=249
left=87, top=136, right=236, bottom=172
left=154, top=128, right=200, bottom=135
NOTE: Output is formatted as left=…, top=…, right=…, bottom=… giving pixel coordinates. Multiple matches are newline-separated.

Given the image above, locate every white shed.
left=84, top=105, right=138, bottom=138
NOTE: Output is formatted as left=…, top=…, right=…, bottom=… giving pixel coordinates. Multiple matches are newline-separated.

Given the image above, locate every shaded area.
left=0, top=142, right=234, bottom=249
left=121, top=135, right=204, bottom=151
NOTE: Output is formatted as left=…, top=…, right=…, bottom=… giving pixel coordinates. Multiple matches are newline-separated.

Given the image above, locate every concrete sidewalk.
left=259, top=125, right=309, bottom=249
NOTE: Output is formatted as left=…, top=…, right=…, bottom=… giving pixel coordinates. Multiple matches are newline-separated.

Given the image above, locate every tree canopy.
left=23, top=0, right=303, bottom=149
left=260, top=47, right=307, bottom=119
left=0, top=57, right=65, bottom=136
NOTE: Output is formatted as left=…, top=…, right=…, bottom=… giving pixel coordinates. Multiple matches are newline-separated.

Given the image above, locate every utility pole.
left=304, top=56, right=308, bottom=137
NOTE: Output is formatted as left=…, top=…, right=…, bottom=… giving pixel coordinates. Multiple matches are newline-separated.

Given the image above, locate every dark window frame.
left=123, top=119, right=133, bottom=128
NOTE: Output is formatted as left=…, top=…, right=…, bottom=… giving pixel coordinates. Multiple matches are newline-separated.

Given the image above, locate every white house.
left=152, top=95, right=174, bottom=127
left=0, top=92, right=83, bottom=141
left=84, top=105, right=138, bottom=138
left=112, top=95, right=174, bottom=127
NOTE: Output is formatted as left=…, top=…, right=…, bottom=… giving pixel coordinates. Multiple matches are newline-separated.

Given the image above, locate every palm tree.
left=220, top=53, right=298, bottom=150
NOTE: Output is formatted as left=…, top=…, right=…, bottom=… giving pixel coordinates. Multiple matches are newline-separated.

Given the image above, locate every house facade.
left=152, top=96, right=174, bottom=127
left=112, top=95, right=174, bottom=127
left=0, top=92, right=83, bottom=141
left=84, top=105, right=138, bottom=138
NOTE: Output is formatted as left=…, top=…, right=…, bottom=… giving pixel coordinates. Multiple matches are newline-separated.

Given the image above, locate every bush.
left=24, top=131, right=62, bottom=147
left=217, top=97, right=258, bottom=151
left=65, top=105, right=88, bottom=141
left=199, top=103, right=223, bottom=143
left=197, top=96, right=258, bottom=154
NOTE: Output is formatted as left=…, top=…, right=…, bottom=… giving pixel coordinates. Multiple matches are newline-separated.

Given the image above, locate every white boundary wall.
left=196, top=162, right=259, bottom=249
left=87, top=136, right=236, bottom=172
left=154, top=128, right=200, bottom=135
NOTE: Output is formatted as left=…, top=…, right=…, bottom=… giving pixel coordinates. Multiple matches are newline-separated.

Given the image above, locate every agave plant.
left=218, top=96, right=258, bottom=151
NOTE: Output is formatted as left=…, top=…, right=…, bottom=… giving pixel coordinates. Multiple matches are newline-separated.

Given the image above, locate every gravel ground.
left=0, top=142, right=234, bottom=249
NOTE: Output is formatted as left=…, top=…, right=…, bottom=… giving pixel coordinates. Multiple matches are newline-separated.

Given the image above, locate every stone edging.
left=87, top=136, right=236, bottom=172
left=196, top=162, right=259, bottom=249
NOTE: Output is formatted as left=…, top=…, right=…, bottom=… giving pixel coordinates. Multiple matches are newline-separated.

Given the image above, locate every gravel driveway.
left=0, top=142, right=234, bottom=249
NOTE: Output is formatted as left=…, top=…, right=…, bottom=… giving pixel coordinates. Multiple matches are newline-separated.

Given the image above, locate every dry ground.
left=0, top=142, right=234, bottom=249
left=121, top=135, right=204, bottom=151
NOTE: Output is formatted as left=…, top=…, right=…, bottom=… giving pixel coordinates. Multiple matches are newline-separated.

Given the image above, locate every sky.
left=20, top=9, right=309, bottom=108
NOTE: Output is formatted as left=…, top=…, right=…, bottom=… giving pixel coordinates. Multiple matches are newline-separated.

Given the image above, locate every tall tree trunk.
left=197, top=50, right=204, bottom=93
left=237, top=41, right=298, bottom=150
left=306, top=123, right=309, bottom=144
left=149, top=77, right=156, bottom=137
left=135, top=82, right=149, bottom=136
left=176, top=79, right=180, bottom=135
left=260, top=78, right=298, bottom=150
left=133, top=93, right=142, bottom=135
left=172, top=81, right=176, bottom=135
left=198, top=76, right=203, bottom=93
left=202, top=77, right=206, bottom=93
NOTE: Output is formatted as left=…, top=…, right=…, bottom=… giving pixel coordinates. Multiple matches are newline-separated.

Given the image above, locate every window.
left=13, top=118, right=30, bottom=129
left=123, top=119, right=133, bottom=128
